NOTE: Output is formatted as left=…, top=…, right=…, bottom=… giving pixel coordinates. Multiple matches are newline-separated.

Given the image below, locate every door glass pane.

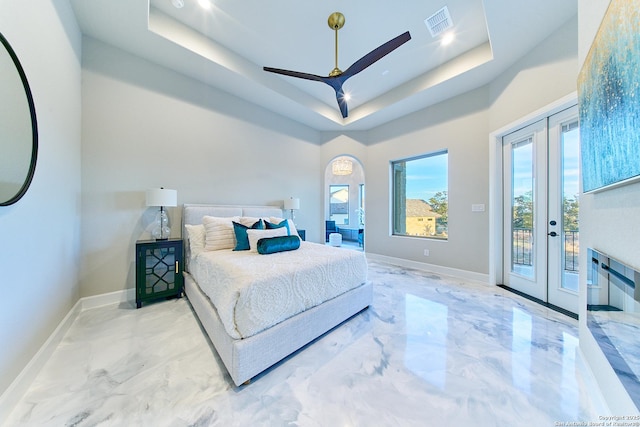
left=561, top=121, right=580, bottom=291
left=511, top=138, right=534, bottom=278
left=329, top=185, right=349, bottom=225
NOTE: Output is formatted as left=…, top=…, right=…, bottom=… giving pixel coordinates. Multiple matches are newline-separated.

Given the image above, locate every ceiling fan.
left=263, top=12, right=411, bottom=118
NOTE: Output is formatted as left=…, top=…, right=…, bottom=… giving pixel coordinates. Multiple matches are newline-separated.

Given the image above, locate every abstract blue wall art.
left=578, top=0, right=640, bottom=192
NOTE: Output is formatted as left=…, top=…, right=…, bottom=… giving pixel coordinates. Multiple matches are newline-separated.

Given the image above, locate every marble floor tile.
left=5, top=261, right=600, bottom=426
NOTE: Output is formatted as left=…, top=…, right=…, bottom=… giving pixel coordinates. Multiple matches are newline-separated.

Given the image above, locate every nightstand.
left=135, top=238, right=183, bottom=308
left=297, top=229, right=306, bottom=241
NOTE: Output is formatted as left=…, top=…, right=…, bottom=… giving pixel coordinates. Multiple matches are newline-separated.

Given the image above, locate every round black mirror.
left=0, top=32, right=38, bottom=206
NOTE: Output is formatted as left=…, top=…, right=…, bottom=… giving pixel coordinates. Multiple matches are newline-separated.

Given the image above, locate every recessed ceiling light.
left=198, top=0, right=212, bottom=10
left=343, top=93, right=352, bottom=101
left=171, top=0, right=184, bottom=8
left=441, top=32, right=455, bottom=46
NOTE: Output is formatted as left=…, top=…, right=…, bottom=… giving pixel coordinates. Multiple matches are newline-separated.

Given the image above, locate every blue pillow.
left=257, top=235, right=300, bottom=254
left=232, top=220, right=264, bottom=251
left=265, top=219, right=290, bottom=235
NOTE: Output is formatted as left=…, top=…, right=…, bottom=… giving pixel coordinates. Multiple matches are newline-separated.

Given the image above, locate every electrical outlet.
left=424, top=249, right=430, bottom=256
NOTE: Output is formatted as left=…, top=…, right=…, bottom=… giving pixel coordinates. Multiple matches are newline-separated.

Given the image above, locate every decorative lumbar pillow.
left=203, top=216, right=240, bottom=251
left=246, top=227, right=288, bottom=252
left=269, top=217, right=298, bottom=236
left=232, top=219, right=264, bottom=251
left=185, top=224, right=206, bottom=257
left=257, top=235, right=301, bottom=255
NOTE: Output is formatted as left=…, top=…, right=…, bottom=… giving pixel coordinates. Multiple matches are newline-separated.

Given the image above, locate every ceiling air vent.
left=424, top=6, right=453, bottom=38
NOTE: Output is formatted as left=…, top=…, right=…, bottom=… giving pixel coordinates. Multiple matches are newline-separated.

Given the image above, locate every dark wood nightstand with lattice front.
left=135, top=238, right=183, bottom=308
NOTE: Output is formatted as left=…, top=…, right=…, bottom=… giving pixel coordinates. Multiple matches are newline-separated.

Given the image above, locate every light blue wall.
left=0, top=0, right=82, bottom=396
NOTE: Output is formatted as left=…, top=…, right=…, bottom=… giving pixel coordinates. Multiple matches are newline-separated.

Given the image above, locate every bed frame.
left=182, top=204, right=372, bottom=386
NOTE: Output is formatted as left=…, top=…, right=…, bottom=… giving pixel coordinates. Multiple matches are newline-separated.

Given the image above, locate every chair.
left=325, top=220, right=337, bottom=242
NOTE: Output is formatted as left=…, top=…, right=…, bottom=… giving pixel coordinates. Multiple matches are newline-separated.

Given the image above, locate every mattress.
left=190, top=241, right=368, bottom=339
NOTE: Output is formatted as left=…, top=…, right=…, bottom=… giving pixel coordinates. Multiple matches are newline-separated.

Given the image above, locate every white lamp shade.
left=284, top=198, right=300, bottom=210
left=146, top=188, right=177, bottom=207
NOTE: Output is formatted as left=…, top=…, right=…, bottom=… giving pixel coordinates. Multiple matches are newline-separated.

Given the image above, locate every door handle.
left=548, top=231, right=558, bottom=237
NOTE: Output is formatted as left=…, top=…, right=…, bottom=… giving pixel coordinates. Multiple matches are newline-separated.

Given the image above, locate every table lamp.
left=146, top=187, right=177, bottom=240
left=284, top=197, right=300, bottom=224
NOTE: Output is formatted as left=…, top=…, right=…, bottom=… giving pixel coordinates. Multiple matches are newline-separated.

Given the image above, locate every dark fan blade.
left=342, top=31, right=411, bottom=80
left=317, top=78, right=349, bottom=118
left=335, top=85, right=349, bottom=118
left=263, top=67, right=326, bottom=83
left=264, top=66, right=349, bottom=118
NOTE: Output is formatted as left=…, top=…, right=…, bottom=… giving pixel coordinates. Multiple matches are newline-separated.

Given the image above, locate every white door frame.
left=488, top=92, right=578, bottom=287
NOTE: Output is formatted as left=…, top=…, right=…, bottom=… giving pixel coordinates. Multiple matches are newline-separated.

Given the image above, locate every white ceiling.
left=70, top=0, right=577, bottom=131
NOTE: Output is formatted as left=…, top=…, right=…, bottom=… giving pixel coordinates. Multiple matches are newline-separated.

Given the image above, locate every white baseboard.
left=0, top=288, right=133, bottom=424
left=366, top=253, right=490, bottom=285
left=0, top=299, right=82, bottom=424
left=81, top=288, right=135, bottom=310
left=576, top=346, right=610, bottom=415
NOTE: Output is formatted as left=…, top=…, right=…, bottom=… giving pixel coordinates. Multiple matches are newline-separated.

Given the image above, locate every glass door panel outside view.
left=560, top=122, right=579, bottom=292
left=511, top=138, right=534, bottom=279
left=392, top=151, right=448, bottom=239
left=330, top=185, right=349, bottom=225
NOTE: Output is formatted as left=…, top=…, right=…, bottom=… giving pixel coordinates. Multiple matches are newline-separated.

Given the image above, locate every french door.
left=502, top=106, right=579, bottom=315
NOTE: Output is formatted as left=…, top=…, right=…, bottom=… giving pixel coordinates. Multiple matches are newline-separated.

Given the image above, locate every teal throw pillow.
left=233, top=220, right=264, bottom=251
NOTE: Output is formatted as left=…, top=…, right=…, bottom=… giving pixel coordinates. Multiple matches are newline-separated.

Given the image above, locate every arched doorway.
left=324, top=155, right=365, bottom=248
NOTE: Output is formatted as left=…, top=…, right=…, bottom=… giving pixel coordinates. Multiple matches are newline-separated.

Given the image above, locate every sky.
left=405, top=152, right=448, bottom=201
left=562, top=128, right=580, bottom=200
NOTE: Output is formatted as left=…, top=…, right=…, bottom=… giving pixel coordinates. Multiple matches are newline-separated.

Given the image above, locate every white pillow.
left=237, top=216, right=262, bottom=227
left=203, top=216, right=240, bottom=251
left=269, top=217, right=298, bottom=236
left=185, top=224, right=206, bottom=257
left=246, top=228, right=288, bottom=252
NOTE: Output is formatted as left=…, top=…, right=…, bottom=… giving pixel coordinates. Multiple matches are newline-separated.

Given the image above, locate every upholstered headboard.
left=182, top=204, right=283, bottom=228
left=181, top=204, right=284, bottom=269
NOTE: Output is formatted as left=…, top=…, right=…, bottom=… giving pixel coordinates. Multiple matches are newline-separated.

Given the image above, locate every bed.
left=181, top=204, right=372, bottom=386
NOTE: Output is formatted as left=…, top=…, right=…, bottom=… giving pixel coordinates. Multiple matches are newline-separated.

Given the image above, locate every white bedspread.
left=190, top=242, right=368, bottom=339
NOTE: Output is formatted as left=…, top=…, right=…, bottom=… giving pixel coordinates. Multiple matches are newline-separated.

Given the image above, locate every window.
left=392, top=150, right=448, bottom=239
left=329, top=185, right=349, bottom=225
